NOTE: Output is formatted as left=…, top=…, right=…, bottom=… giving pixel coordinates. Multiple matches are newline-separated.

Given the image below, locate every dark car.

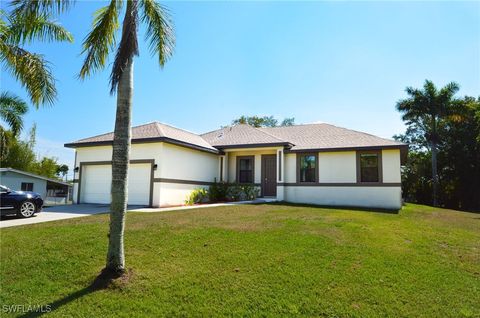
left=0, top=185, right=43, bottom=218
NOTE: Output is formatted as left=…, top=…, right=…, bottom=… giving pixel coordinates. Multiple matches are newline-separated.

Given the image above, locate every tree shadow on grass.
left=261, top=201, right=400, bottom=214
left=19, top=268, right=132, bottom=318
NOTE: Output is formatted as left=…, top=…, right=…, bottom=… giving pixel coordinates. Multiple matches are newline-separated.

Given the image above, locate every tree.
left=396, top=80, right=460, bottom=207
left=0, top=92, right=28, bottom=160
left=56, top=164, right=69, bottom=181
left=231, top=115, right=295, bottom=127
left=1, top=7, right=73, bottom=106
left=10, top=0, right=175, bottom=276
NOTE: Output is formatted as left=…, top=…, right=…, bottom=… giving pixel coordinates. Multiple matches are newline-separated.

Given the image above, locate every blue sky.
left=2, top=1, right=479, bottom=173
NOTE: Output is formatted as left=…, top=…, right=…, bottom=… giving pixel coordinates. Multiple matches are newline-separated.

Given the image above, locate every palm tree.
left=0, top=92, right=27, bottom=160
left=81, top=0, right=174, bottom=276
left=13, top=0, right=175, bottom=276
left=396, top=80, right=460, bottom=207
left=1, top=8, right=73, bottom=106
left=1, top=7, right=72, bottom=159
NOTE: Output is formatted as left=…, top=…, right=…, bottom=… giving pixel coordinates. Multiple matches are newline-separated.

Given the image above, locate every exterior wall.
left=159, top=143, right=218, bottom=182
left=284, top=186, right=402, bottom=210
left=226, top=148, right=279, bottom=184
left=73, top=142, right=219, bottom=207
left=283, top=149, right=403, bottom=209
left=318, top=151, right=356, bottom=182
left=0, top=172, right=47, bottom=198
left=157, top=143, right=218, bottom=207
left=382, top=149, right=401, bottom=183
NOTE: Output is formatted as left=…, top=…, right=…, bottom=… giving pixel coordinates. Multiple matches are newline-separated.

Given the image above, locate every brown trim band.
left=215, top=142, right=292, bottom=149
left=153, top=178, right=214, bottom=186
left=284, top=144, right=407, bottom=154
left=281, top=182, right=401, bottom=187
left=65, top=137, right=219, bottom=154
left=78, top=159, right=155, bottom=207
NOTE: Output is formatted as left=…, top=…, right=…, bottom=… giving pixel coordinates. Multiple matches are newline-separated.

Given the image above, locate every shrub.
left=185, top=188, right=209, bottom=205
left=209, top=182, right=229, bottom=202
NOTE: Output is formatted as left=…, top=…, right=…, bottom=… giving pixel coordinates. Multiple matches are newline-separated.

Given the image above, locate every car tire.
left=18, top=201, right=36, bottom=218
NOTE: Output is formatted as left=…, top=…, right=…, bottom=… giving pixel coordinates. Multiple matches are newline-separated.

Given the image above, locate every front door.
left=261, top=155, right=277, bottom=197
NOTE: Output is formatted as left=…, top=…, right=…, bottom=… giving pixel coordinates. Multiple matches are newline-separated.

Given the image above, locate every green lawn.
left=1, top=203, right=479, bottom=317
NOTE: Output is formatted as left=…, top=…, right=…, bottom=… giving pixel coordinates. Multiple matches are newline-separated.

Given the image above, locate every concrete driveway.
left=0, top=204, right=110, bottom=229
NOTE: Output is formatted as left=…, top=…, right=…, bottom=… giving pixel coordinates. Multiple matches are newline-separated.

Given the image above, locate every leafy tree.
left=31, top=157, right=60, bottom=179
left=232, top=115, right=295, bottom=127
left=396, top=80, right=460, bottom=207
left=396, top=95, right=480, bottom=211
left=56, top=164, right=69, bottom=181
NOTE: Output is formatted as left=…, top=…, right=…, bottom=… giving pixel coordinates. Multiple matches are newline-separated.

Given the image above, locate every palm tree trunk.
left=106, top=58, right=134, bottom=274
left=431, top=140, right=439, bottom=207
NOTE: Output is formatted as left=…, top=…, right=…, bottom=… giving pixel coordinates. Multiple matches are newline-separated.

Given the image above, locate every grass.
left=0, top=203, right=479, bottom=317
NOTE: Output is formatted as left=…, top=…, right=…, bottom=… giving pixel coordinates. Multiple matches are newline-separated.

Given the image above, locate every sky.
left=2, top=1, right=479, bottom=177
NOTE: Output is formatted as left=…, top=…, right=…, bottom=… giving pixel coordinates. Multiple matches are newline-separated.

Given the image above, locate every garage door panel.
left=81, top=163, right=151, bottom=205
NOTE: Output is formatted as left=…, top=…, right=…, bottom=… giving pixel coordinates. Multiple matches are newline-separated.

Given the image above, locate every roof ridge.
left=254, top=126, right=289, bottom=143
left=156, top=121, right=201, bottom=136
left=154, top=122, right=166, bottom=137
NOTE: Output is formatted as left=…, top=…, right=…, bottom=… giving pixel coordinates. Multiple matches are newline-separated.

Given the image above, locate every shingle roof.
left=66, top=121, right=405, bottom=154
left=200, top=124, right=291, bottom=148
left=259, top=123, right=405, bottom=151
left=65, top=122, right=218, bottom=153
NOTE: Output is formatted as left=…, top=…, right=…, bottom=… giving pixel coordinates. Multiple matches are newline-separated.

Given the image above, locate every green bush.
left=185, top=188, right=208, bottom=205
left=208, top=182, right=259, bottom=203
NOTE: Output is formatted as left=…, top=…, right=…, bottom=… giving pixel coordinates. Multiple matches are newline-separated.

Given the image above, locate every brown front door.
left=261, top=155, right=277, bottom=197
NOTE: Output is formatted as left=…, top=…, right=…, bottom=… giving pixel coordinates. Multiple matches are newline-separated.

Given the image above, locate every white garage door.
left=81, top=163, right=151, bottom=205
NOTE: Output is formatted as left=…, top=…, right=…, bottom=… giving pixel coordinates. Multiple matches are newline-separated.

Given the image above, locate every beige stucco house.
left=65, top=122, right=407, bottom=210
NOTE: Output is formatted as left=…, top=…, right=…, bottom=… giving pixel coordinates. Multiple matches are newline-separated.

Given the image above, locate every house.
left=65, top=122, right=407, bottom=209
left=0, top=168, right=72, bottom=204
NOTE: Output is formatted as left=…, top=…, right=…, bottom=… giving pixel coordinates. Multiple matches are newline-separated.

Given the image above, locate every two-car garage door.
left=80, top=163, right=151, bottom=206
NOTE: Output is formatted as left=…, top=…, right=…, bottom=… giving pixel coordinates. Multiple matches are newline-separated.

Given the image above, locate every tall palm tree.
left=13, top=0, right=175, bottom=276
left=397, top=80, right=460, bottom=207
left=81, top=0, right=174, bottom=276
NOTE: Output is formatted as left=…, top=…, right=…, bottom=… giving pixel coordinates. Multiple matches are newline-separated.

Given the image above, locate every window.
left=298, top=154, right=317, bottom=183
left=358, top=151, right=382, bottom=183
left=21, top=182, right=34, bottom=191
left=237, top=156, right=254, bottom=183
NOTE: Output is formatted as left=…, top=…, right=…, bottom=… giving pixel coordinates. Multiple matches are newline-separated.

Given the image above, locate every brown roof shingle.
left=200, top=124, right=291, bottom=148
left=65, top=122, right=218, bottom=153
left=260, top=123, right=405, bottom=151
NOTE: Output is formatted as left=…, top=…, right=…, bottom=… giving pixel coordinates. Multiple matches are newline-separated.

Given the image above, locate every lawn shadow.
left=19, top=268, right=132, bottom=318
left=261, top=201, right=400, bottom=214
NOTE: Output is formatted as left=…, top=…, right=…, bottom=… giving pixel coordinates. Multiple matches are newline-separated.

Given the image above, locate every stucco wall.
left=226, top=148, right=278, bottom=184
left=382, top=149, right=401, bottom=183
left=284, top=186, right=402, bottom=210
left=0, top=172, right=47, bottom=198
left=318, top=151, right=357, bottom=182
left=74, top=142, right=219, bottom=207
left=159, top=143, right=218, bottom=182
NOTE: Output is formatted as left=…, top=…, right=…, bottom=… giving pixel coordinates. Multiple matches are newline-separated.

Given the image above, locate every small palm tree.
left=397, top=80, right=460, bottom=207
left=0, top=92, right=27, bottom=159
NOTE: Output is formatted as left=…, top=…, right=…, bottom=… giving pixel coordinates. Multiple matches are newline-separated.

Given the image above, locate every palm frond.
left=5, top=13, right=73, bottom=45
left=140, top=0, right=175, bottom=67
left=110, top=0, right=139, bottom=94
left=9, top=0, right=74, bottom=19
left=0, top=91, right=28, bottom=135
left=0, top=44, right=56, bottom=106
left=79, top=0, right=122, bottom=79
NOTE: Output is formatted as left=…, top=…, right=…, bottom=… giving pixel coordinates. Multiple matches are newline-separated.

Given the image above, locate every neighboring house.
left=0, top=168, right=72, bottom=204
left=65, top=122, right=407, bottom=210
